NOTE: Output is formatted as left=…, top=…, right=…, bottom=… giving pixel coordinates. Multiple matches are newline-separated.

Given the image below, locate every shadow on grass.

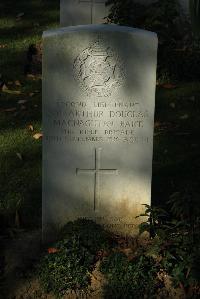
left=0, top=0, right=59, bottom=26
left=0, top=133, right=42, bottom=229
left=151, top=84, right=200, bottom=208
left=0, top=0, right=59, bottom=230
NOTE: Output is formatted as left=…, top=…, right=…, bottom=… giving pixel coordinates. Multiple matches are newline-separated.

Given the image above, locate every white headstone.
left=60, top=0, right=109, bottom=27
left=42, top=25, right=158, bottom=241
left=179, top=0, right=189, bottom=15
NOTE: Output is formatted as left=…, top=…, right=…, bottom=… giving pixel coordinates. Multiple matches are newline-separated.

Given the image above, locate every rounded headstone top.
left=43, top=24, right=158, bottom=40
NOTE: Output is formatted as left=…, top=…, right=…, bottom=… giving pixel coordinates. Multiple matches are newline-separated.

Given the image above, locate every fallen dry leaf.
left=33, top=133, right=43, bottom=140
left=169, top=102, right=175, bottom=108
left=180, top=114, right=189, bottom=120
left=48, top=247, right=59, bottom=254
left=186, top=267, right=191, bottom=279
left=15, top=210, right=21, bottom=228
left=17, top=100, right=27, bottom=104
left=154, top=121, right=161, bottom=128
left=2, top=87, right=21, bottom=95
left=2, top=84, right=8, bottom=91
left=3, top=107, right=17, bottom=112
left=161, top=83, right=177, bottom=89
left=15, top=80, right=21, bottom=86
left=28, top=124, right=34, bottom=131
left=16, top=152, right=23, bottom=160
left=0, top=44, right=7, bottom=49
left=26, top=74, right=36, bottom=79
left=16, top=12, right=24, bottom=21
left=16, top=12, right=24, bottom=18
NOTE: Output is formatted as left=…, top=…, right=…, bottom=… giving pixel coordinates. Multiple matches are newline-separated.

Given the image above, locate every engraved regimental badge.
left=73, top=39, right=124, bottom=97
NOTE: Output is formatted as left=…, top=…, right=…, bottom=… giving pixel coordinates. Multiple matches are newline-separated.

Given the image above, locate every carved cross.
left=76, top=148, right=118, bottom=211
left=79, top=0, right=106, bottom=24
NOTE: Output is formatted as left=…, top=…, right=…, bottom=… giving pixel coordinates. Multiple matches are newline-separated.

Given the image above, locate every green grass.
left=153, top=82, right=200, bottom=207
left=0, top=0, right=59, bottom=229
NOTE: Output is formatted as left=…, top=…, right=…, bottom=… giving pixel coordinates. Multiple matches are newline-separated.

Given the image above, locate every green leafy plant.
left=38, top=236, right=94, bottom=298
left=137, top=204, right=169, bottom=238
left=59, top=218, right=114, bottom=253
left=137, top=203, right=200, bottom=297
left=38, top=219, right=114, bottom=297
left=100, top=252, right=161, bottom=299
left=168, top=188, right=200, bottom=224
left=106, top=0, right=200, bottom=82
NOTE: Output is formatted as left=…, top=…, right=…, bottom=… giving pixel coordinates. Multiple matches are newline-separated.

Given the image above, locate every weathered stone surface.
left=42, top=25, right=158, bottom=240
left=60, top=0, right=109, bottom=27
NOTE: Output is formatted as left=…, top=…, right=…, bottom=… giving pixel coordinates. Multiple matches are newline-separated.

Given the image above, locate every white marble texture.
left=60, top=0, right=109, bottom=27
left=42, top=25, right=158, bottom=241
